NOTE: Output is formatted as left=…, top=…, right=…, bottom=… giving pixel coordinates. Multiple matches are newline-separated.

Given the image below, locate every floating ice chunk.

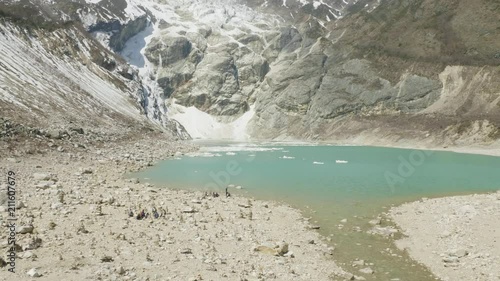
left=226, top=152, right=236, bottom=155
left=336, top=160, right=348, bottom=164
left=187, top=152, right=217, bottom=157
left=313, top=161, right=324, bottom=165
left=202, top=146, right=282, bottom=152
left=282, top=156, right=295, bottom=159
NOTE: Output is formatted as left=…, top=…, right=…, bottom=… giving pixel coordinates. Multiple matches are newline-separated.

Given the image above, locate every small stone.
left=27, top=268, right=42, bottom=277
left=309, top=225, right=320, bottom=229
left=71, top=127, right=84, bottom=134
left=48, top=222, right=57, bottom=230
left=94, top=205, right=103, bottom=216
left=277, top=242, right=289, bottom=256
left=340, top=218, right=348, bottom=223
left=17, top=225, right=34, bottom=234
left=35, top=180, right=56, bottom=189
left=440, top=230, right=452, bottom=238
left=254, top=245, right=278, bottom=255
left=284, top=251, right=295, bottom=258
left=21, top=251, right=36, bottom=259
left=80, top=168, right=93, bottom=174
left=76, top=223, right=89, bottom=234
left=57, top=191, right=65, bottom=203
left=206, top=265, right=217, bottom=271
left=326, top=247, right=335, bottom=255
left=16, top=201, right=26, bottom=209
left=101, top=256, right=114, bottom=262
left=24, top=237, right=42, bottom=250
left=353, top=260, right=365, bottom=266
left=116, top=266, right=125, bottom=275
left=33, top=173, right=51, bottom=181
left=451, top=249, right=469, bottom=258
left=179, top=248, right=192, bottom=254
left=368, top=218, right=381, bottom=226
left=443, top=256, right=459, bottom=263
left=51, top=202, right=63, bottom=209
left=182, top=207, right=196, bottom=213
left=359, top=267, right=374, bottom=274
left=47, top=130, right=62, bottom=139
left=343, top=273, right=356, bottom=280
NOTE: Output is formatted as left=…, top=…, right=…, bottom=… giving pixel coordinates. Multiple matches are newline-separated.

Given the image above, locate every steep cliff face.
left=0, top=2, right=188, bottom=139
left=0, top=19, right=141, bottom=131
left=246, top=0, right=500, bottom=146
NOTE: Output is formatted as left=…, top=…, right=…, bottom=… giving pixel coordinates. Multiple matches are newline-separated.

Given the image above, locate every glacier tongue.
left=117, top=0, right=279, bottom=139
left=168, top=100, right=255, bottom=140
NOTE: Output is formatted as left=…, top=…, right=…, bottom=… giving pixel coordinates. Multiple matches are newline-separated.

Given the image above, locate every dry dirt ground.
left=390, top=192, right=500, bottom=281
left=0, top=134, right=351, bottom=281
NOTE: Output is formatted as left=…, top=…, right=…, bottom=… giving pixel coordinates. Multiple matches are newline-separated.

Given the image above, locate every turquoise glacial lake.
left=134, top=142, right=500, bottom=280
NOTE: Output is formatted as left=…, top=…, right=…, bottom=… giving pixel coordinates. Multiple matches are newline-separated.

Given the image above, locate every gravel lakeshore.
left=389, top=192, right=500, bottom=281
left=0, top=135, right=350, bottom=281
left=2, top=129, right=500, bottom=281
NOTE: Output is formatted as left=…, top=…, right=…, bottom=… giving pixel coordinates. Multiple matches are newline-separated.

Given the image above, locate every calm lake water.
left=133, top=142, right=500, bottom=280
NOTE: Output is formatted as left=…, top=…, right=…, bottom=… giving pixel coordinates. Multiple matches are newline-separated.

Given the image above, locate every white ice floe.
left=186, top=151, right=226, bottom=157
left=201, top=146, right=283, bottom=152
left=313, top=161, right=324, bottom=165
left=336, top=160, right=348, bottom=164
left=282, top=156, right=295, bottom=159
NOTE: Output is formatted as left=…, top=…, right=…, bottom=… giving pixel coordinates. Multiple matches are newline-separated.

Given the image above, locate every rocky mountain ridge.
left=1, top=0, right=499, bottom=148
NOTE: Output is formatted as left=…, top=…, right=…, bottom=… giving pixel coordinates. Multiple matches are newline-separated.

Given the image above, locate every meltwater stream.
left=133, top=142, right=500, bottom=280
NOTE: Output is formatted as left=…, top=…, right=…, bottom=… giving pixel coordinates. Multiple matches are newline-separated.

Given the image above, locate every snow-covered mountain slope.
left=0, top=20, right=145, bottom=132
left=113, top=0, right=284, bottom=139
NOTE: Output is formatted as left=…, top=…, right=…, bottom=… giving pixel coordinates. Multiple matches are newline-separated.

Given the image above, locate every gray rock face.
left=248, top=52, right=443, bottom=138
left=145, top=36, right=193, bottom=66
left=176, top=53, right=243, bottom=115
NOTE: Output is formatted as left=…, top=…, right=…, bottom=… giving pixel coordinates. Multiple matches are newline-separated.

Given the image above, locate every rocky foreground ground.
left=390, top=192, right=500, bottom=281
left=0, top=135, right=351, bottom=281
